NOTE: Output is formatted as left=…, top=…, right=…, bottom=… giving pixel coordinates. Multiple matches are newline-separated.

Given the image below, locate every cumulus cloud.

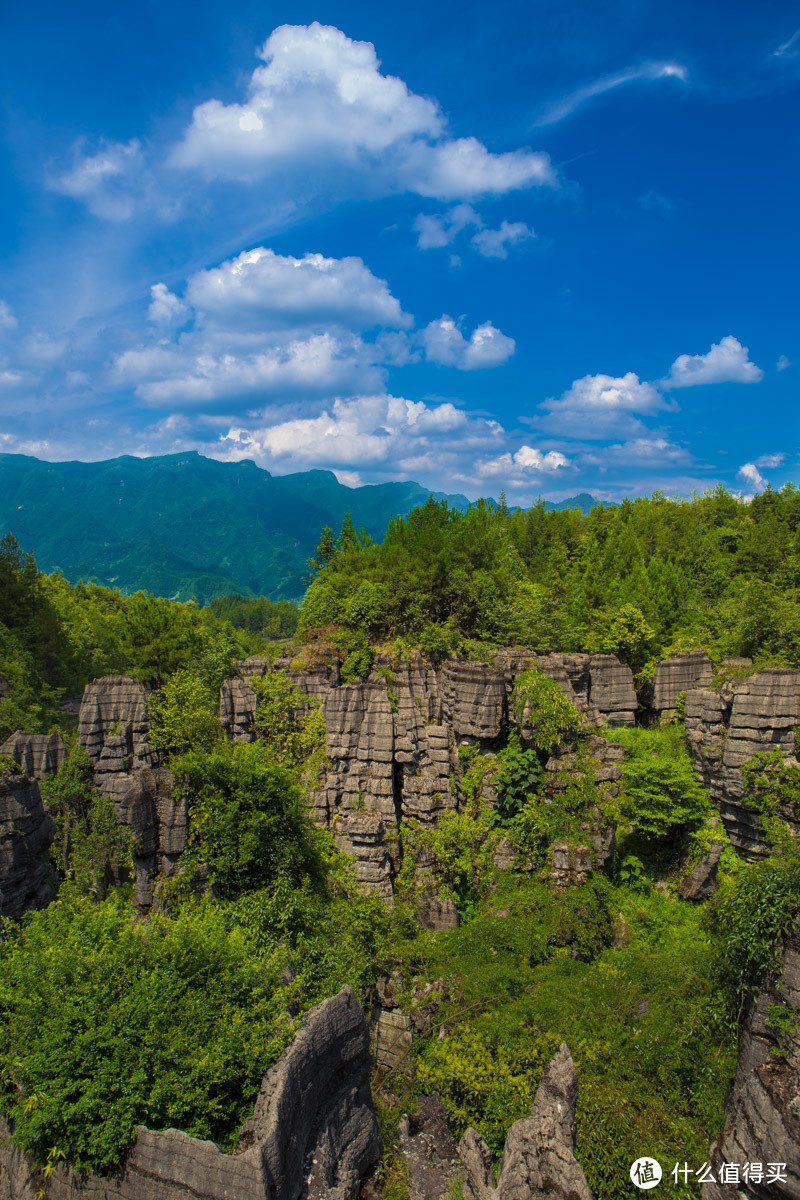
left=420, top=316, right=515, bottom=369
left=599, top=437, right=689, bottom=465
left=664, top=336, right=763, bottom=387
left=471, top=220, right=534, bottom=258
left=753, top=452, right=785, bottom=469
left=476, top=445, right=569, bottom=478
left=533, top=61, right=687, bottom=126
left=216, top=392, right=502, bottom=478
left=113, top=245, right=425, bottom=407
left=777, top=354, right=791, bottom=371
left=185, top=247, right=410, bottom=332
left=171, top=24, right=555, bottom=200
left=536, top=371, right=664, bottom=438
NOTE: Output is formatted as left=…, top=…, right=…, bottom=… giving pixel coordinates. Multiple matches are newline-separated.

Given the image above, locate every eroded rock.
left=0, top=772, right=55, bottom=927
left=458, top=1043, right=594, bottom=1200
left=0, top=985, right=379, bottom=1200
left=703, top=928, right=800, bottom=1199
left=0, top=730, right=66, bottom=778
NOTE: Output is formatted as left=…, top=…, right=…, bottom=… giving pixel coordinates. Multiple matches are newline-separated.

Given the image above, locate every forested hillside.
left=1, top=486, right=799, bottom=1200
left=301, top=484, right=800, bottom=672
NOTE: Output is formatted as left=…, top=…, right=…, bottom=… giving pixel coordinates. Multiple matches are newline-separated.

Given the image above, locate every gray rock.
left=397, top=1094, right=461, bottom=1200
left=0, top=985, right=379, bottom=1200
left=678, top=841, right=724, bottom=901
left=0, top=773, right=55, bottom=927
left=703, top=928, right=800, bottom=1199
left=686, top=668, right=800, bottom=858
left=0, top=730, right=66, bottom=778
left=459, top=1043, right=594, bottom=1199
left=114, top=767, right=188, bottom=908
left=642, top=650, right=713, bottom=723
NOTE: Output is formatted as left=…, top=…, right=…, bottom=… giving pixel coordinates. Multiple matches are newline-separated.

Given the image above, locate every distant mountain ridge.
left=0, top=452, right=605, bottom=603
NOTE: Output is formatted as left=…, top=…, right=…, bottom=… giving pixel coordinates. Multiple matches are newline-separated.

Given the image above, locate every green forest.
left=1, top=485, right=799, bottom=1199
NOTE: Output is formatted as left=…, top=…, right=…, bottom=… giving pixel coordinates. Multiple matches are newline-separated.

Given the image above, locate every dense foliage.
left=300, top=485, right=800, bottom=670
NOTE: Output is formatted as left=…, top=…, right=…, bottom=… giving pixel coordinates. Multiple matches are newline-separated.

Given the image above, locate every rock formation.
left=640, top=649, right=713, bottom=724
left=114, top=767, right=189, bottom=908
left=0, top=730, right=66, bottom=778
left=703, top=928, right=800, bottom=1200
left=686, top=668, right=800, bottom=857
left=0, top=771, right=55, bottom=928
left=0, top=985, right=379, bottom=1200
left=78, top=675, right=158, bottom=801
left=220, top=650, right=634, bottom=899
left=458, top=1043, right=594, bottom=1200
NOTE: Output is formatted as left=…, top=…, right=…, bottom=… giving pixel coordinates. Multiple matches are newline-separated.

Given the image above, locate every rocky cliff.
left=0, top=730, right=66, bottom=778
left=221, top=650, right=633, bottom=901
left=703, top=928, right=800, bottom=1200
left=686, top=668, right=800, bottom=857
left=0, top=772, right=55, bottom=928
left=0, top=985, right=379, bottom=1200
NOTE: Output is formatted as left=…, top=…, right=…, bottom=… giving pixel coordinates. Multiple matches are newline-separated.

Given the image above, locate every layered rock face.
left=0, top=986, right=380, bottom=1200
left=458, top=1043, right=594, bottom=1200
left=0, top=730, right=66, bottom=778
left=220, top=650, right=635, bottom=899
left=78, top=675, right=158, bottom=801
left=0, top=772, right=55, bottom=927
left=641, top=649, right=713, bottom=723
left=686, top=668, right=800, bottom=857
left=703, top=929, right=800, bottom=1200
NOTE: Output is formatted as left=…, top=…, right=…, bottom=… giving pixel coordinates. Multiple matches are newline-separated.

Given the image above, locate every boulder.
left=0, top=986, right=379, bottom=1200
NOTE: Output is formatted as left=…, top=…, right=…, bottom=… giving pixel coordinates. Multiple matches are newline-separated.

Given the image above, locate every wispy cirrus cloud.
left=532, top=60, right=688, bottom=127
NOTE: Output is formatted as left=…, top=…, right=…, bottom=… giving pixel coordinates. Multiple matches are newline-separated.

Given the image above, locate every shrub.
left=512, top=667, right=582, bottom=753
left=0, top=891, right=292, bottom=1173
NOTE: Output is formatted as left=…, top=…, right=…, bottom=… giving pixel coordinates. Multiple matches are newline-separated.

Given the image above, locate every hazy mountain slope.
left=0, top=452, right=602, bottom=602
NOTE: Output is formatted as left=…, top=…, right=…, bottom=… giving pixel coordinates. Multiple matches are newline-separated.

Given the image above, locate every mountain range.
left=0, top=452, right=604, bottom=602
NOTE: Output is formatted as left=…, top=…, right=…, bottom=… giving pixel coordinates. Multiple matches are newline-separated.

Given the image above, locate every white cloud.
left=414, top=204, right=480, bottom=249
left=753, top=452, right=785, bottom=469
left=536, top=371, right=663, bottom=438
left=51, top=139, right=147, bottom=221
left=420, top=315, right=515, bottom=369
left=533, top=61, right=687, bottom=126
left=216, top=392, right=500, bottom=477
left=114, top=245, right=422, bottom=407
left=773, top=30, right=800, bottom=58
left=148, top=284, right=189, bottom=327
left=185, top=246, right=410, bottom=331
left=664, top=336, right=763, bottom=387
left=738, top=462, right=765, bottom=490
left=777, top=354, right=791, bottom=371
left=171, top=23, right=555, bottom=200
left=600, top=437, right=689, bottom=465
left=476, top=445, right=569, bottom=478
left=471, top=220, right=534, bottom=258
left=637, top=190, right=673, bottom=214
left=0, top=302, right=17, bottom=332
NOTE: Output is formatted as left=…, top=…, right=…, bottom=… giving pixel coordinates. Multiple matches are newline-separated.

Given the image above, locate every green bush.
left=0, top=891, right=292, bottom=1173
left=609, top=726, right=710, bottom=842
left=512, top=667, right=582, bottom=753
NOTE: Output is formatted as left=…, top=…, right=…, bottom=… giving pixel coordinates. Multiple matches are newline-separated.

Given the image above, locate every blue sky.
left=0, top=0, right=797, bottom=502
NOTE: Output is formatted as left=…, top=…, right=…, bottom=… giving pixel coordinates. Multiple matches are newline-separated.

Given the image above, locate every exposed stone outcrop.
left=678, top=840, right=725, bottom=902
left=0, top=730, right=66, bottom=778
left=78, top=675, right=158, bottom=802
left=0, top=772, right=55, bottom=928
left=395, top=1094, right=461, bottom=1200
left=641, top=649, right=713, bottom=723
left=686, top=668, right=800, bottom=857
left=703, top=928, right=800, bottom=1199
left=458, top=1043, right=594, bottom=1200
left=114, top=767, right=188, bottom=907
left=220, top=651, right=634, bottom=899
left=0, top=986, right=379, bottom=1200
